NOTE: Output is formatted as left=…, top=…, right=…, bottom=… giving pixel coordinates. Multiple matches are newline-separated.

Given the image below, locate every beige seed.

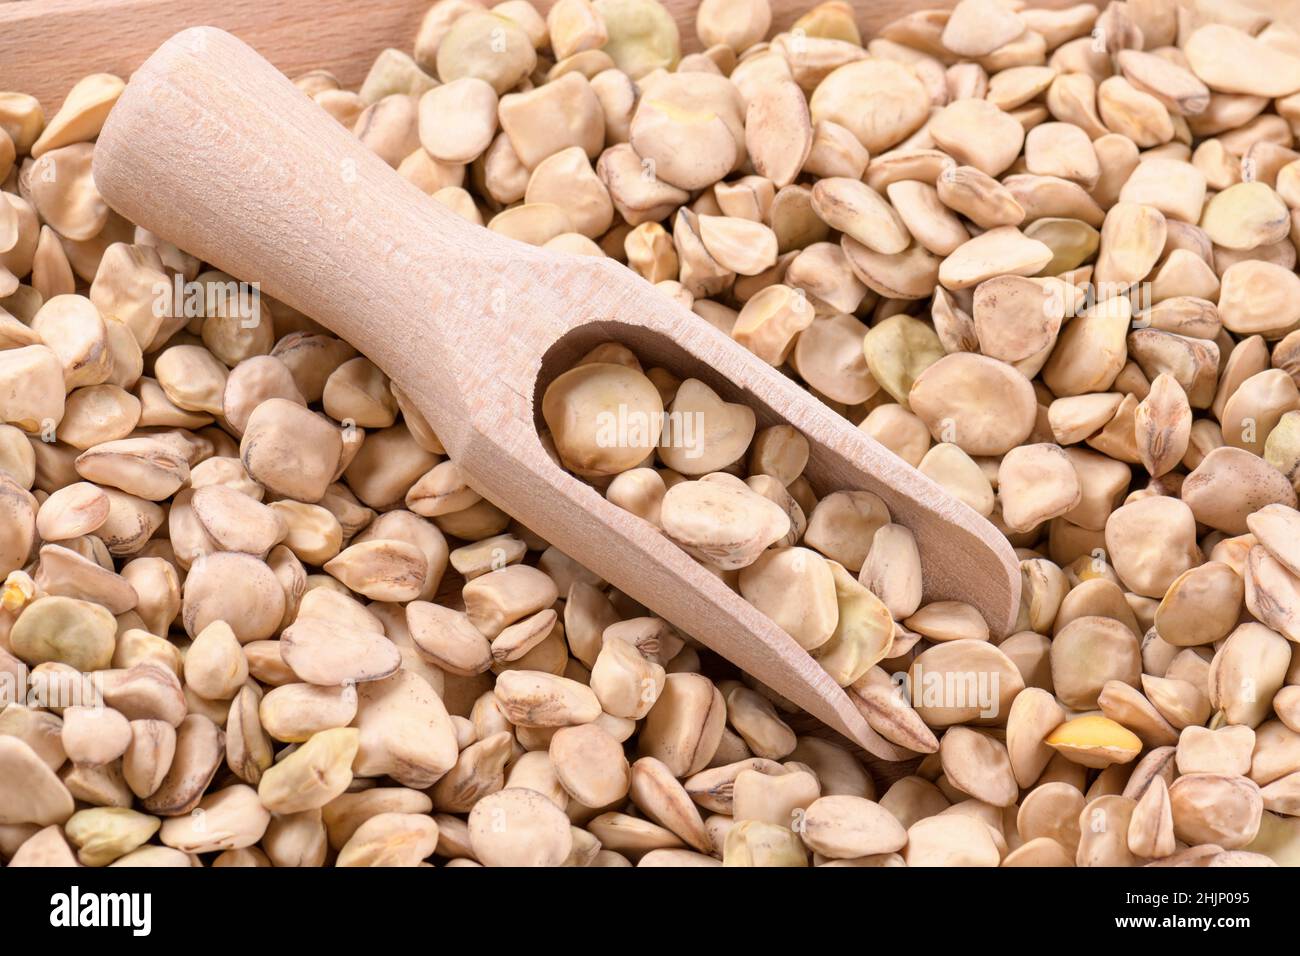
left=259, top=682, right=357, bottom=743
left=1201, top=182, right=1290, bottom=251
left=468, top=788, right=573, bottom=867
left=731, top=284, right=817, bottom=366
left=1097, top=77, right=1173, bottom=148
left=335, top=811, right=439, bottom=867
left=353, top=671, right=458, bottom=787
left=1169, top=773, right=1263, bottom=850
left=279, top=616, right=401, bottom=687
left=550, top=723, right=630, bottom=806
left=639, top=673, right=726, bottom=777
left=997, top=444, right=1081, bottom=533
left=1133, top=373, right=1191, bottom=477
left=240, top=399, right=342, bottom=503
left=919, top=443, right=995, bottom=517
left=258, top=728, right=359, bottom=814
left=930, top=98, right=1025, bottom=178
left=809, top=59, right=929, bottom=155
left=909, top=353, right=1038, bottom=456
left=972, top=275, right=1065, bottom=364
left=493, top=670, right=601, bottom=728
left=1184, top=24, right=1300, bottom=99
left=904, top=813, right=999, bottom=867
left=745, top=79, right=812, bottom=189
left=938, top=226, right=1053, bottom=290
left=35, top=482, right=108, bottom=541
left=940, top=726, right=1018, bottom=807
left=738, top=547, right=838, bottom=651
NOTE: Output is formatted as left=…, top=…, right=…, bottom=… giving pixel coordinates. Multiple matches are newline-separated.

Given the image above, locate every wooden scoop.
left=92, top=27, right=1020, bottom=758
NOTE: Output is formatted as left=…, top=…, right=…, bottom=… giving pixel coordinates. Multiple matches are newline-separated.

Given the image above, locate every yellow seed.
left=1, top=571, right=36, bottom=612
left=1044, top=715, right=1142, bottom=768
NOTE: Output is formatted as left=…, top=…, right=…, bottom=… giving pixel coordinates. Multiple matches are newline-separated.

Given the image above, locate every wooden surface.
left=93, top=27, right=1023, bottom=756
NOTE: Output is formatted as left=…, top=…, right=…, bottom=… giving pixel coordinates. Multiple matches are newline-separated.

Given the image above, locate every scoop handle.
left=93, top=27, right=533, bottom=412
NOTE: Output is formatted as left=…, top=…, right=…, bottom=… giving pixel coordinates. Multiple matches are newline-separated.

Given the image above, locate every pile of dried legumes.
left=3, top=0, right=1300, bottom=868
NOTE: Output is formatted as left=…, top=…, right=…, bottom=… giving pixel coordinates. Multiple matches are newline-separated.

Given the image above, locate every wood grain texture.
left=76, top=13, right=1025, bottom=754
